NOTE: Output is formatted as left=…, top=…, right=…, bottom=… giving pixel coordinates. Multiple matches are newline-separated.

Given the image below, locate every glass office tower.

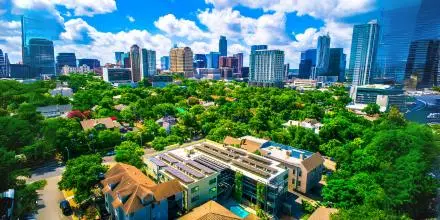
left=130, top=45, right=141, bottom=82
left=219, top=36, right=227, bottom=57
left=194, top=54, right=207, bottom=68
left=372, top=4, right=420, bottom=84
left=207, top=52, right=220, bottom=69
left=160, top=56, right=170, bottom=70
left=56, top=53, right=76, bottom=74
left=349, top=21, right=379, bottom=86
left=412, top=0, right=440, bottom=41
left=141, top=49, right=156, bottom=78
left=298, top=49, right=317, bottom=79
left=315, top=34, right=331, bottom=76
left=21, top=16, right=60, bottom=77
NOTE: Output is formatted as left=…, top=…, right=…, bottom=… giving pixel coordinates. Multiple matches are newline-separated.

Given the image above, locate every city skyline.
left=0, top=0, right=422, bottom=68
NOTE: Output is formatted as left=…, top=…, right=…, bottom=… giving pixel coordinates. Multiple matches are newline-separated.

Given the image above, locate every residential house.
left=156, top=116, right=177, bottom=133
left=178, top=200, right=242, bottom=220
left=36, top=104, right=72, bottom=118
left=80, top=117, right=121, bottom=131
left=101, top=163, right=184, bottom=220
left=282, top=119, right=323, bottom=134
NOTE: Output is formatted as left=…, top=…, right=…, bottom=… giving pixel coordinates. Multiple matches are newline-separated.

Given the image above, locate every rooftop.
left=101, top=163, right=183, bottom=215
left=158, top=140, right=286, bottom=185
left=179, top=200, right=241, bottom=220
left=80, top=117, right=121, bottom=130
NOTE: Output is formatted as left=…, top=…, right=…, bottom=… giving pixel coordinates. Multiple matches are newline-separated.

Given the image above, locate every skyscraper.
left=28, top=38, right=55, bottom=77
left=21, top=16, right=60, bottom=77
left=219, top=36, right=227, bottom=57
left=349, top=21, right=379, bottom=86
left=161, top=56, right=170, bottom=70
left=219, top=56, right=238, bottom=73
left=233, top=53, right=244, bottom=74
left=298, top=49, right=317, bottom=79
left=249, top=49, right=285, bottom=87
left=115, top=52, right=124, bottom=65
left=405, top=40, right=440, bottom=89
left=194, top=54, right=207, bottom=68
left=122, top=53, right=130, bottom=68
left=403, top=0, right=440, bottom=89
left=170, top=47, right=193, bottom=77
left=78, top=59, right=101, bottom=70
left=4, top=53, right=10, bottom=77
left=206, top=52, right=220, bottom=69
left=56, top=53, right=76, bottom=74
left=141, top=49, right=156, bottom=78
left=328, top=48, right=346, bottom=82
left=0, top=49, right=5, bottom=77
left=130, top=45, right=141, bottom=82
left=315, top=34, right=331, bottom=76
left=373, top=4, right=420, bottom=83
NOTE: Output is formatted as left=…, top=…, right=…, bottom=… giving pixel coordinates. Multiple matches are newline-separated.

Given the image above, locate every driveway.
left=36, top=176, right=71, bottom=220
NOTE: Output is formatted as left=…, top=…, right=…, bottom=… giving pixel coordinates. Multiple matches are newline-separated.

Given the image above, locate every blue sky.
left=0, top=0, right=419, bottom=67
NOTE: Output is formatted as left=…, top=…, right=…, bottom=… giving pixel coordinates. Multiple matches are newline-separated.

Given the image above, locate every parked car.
left=59, top=200, right=73, bottom=216
left=105, top=150, right=115, bottom=156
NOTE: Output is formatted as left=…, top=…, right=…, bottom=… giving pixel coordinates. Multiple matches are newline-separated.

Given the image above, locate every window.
left=209, top=187, right=217, bottom=194
left=209, top=178, right=216, bottom=185
left=191, top=186, right=199, bottom=193
left=191, top=195, right=199, bottom=202
left=298, top=181, right=301, bottom=187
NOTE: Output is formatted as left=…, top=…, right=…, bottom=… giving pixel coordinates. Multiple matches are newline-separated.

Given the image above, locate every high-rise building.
left=27, top=38, right=55, bottom=77
left=249, top=49, right=285, bottom=87
left=373, top=4, right=420, bottom=83
left=219, top=36, right=227, bottom=57
left=207, top=52, right=220, bottom=69
left=315, top=34, right=331, bottom=77
left=141, top=49, right=156, bottom=78
left=233, top=53, right=244, bottom=74
left=21, top=16, right=60, bottom=77
left=0, top=49, right=5, bottom=77
left=284, top=63, right=290, bottom=79
left=194, top=54, right=207, bottom=68
left=10, top=64, right=31, bottom=79
left=405, top=40, right=440, bottom=89
left=115, top=52, right=124, bottom=65
left=4, top=53, right=10, bottom=77
left=349, top=21, right=379, bottom=86
left=56, top=53, right=76, bottom=74
left=411, top=0, right=440, bottom=42
left=298, top=49, right=317, bottom=79
left=251, top=45, right=268, bottom=52
left=328, top=48, right=346, bottom=82
left=170, top=47, right=193, bottom=77
left=160, top=56, right=170, bottom=70
left=78, top=59, right=101, bottom=70
left=130, top=45, right=141, bottom=82
left=122, top=53, right=131, bottom=68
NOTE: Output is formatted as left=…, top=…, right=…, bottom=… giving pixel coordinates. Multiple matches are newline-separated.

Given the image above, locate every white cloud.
left=154, top=14, right=210, bottom=40
left=56, top=18, right=172, bottom=67
left=205, top=0, right=375, bottom=20
left=126, top=15, right=135, bottom=23
left=0, top=20, right=23, bottom=63
left=11, top=0, right=117, bottom=17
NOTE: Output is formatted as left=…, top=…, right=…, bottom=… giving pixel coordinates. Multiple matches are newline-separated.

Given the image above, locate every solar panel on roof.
left=168, top=152, right=186, bottom=162
left=248, top=154, right=272, bottom=165
left=225, top=145, right=247, bottom=156
left=194, top=157, right=228, bottom=172
left=241, top=157, right=277, bottom=174
left=175, top=163, right=205, bottom=179
left=149, top=157, right=167, bottom=167
left=164, top=166, right=194, bottom=184
left=232, top=159, right=271, bottom=178
left=159, top=154, right=178, bottom=164
left=195, top=145, right=231, bottom=162
left=186, top=160, right=215, bottom=174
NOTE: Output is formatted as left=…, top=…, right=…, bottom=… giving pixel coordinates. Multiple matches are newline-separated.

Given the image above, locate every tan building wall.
left=170, top=47, right=194, bottom=77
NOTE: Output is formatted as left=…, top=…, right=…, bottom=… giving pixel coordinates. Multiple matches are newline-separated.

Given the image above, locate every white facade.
left=250, top=50, right=285, bottom=85
left=61, top=64, right=91, bottom=75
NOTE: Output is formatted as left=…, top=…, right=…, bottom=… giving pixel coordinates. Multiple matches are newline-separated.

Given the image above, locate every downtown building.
left=404, top=0, right=440, bottom=89
left=21, top=16, right=58, bottom=77
left=348, top=21, right=379, bottom=86
left=170, top=47, right=194, bottom=77
left=56, top=53, right=76, bottom=74
left=249, top=47, right=285, bottom=87
left=193, top=54, right=207, bottom=69
left=161, top=56, right=170, bottom=70
left=0, top=49, right=10, bottom=78
left=206, top=52, right=220, bottom=69
left=219, top=36, right=227, bottom=57
left=141, top=49, right=156, bottom=77
left=78, top=58, right=101, bottom=70
left=298, top=49, right=317, bottom=79
left=313, top=34, right=331, bottom=79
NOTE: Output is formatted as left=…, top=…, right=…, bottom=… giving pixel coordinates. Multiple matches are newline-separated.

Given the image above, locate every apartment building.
left=146, top=140, right=289, bottom=215
left=101, top=163, right=184, bottom=220
left=224, top=136, right=324, bottom=194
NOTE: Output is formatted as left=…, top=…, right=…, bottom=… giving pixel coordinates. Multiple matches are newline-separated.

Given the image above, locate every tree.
left=233, top=172, right=243, bottom=202
left=115, top=141, right=144, bottom=168
left=0, top=117, right=34, bottom=150
left=0, top=147, right=28, bottom=192
left=362, top=103, right=380, bottom=116
left=58, top=154, right=108, bottom=203
left=14, top=180, right=47, bottom=218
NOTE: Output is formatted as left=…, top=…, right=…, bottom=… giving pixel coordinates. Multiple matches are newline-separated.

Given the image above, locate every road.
left=36, top=176, right=71, bottom=220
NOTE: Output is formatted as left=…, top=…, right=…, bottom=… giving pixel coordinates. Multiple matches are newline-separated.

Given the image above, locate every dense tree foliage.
left=115, top=141, right=144, bottom=168
left=58, top=154, right=108, bottom=203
